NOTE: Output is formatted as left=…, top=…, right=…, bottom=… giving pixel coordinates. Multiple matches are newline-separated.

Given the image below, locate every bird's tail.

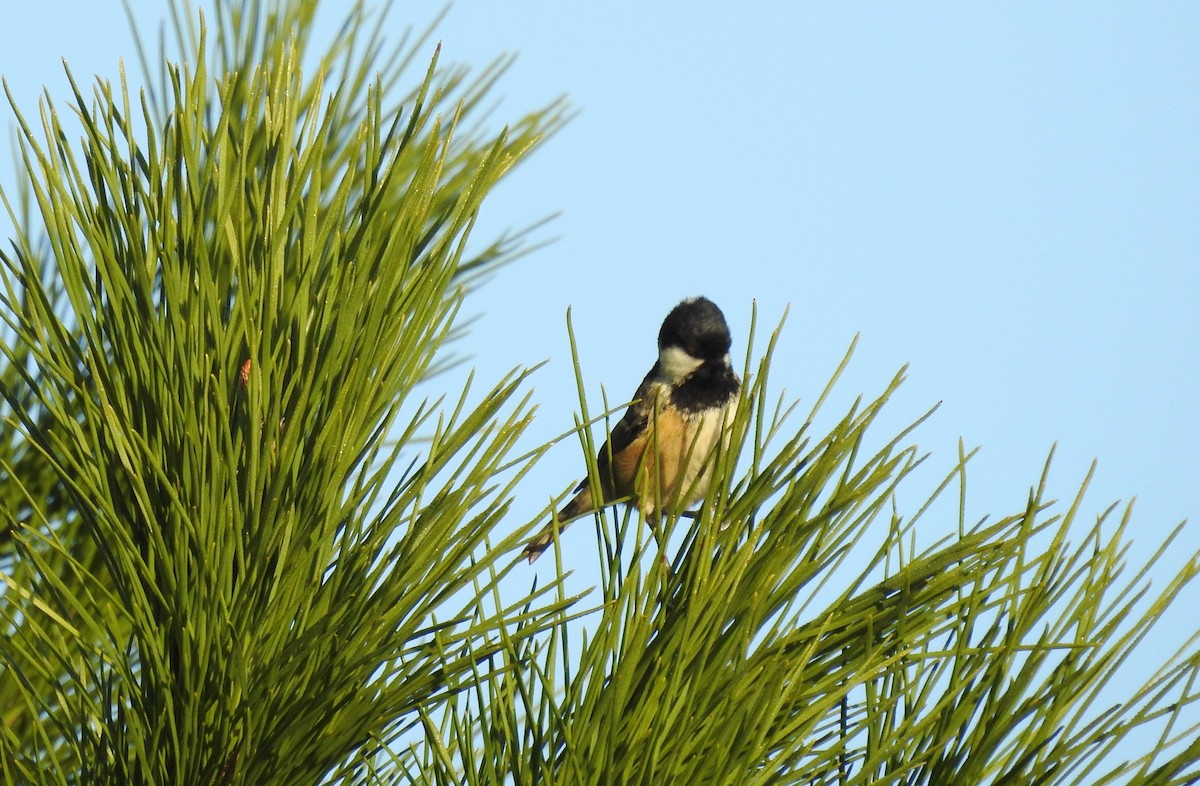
left=522, top=486, right=594, bottom=563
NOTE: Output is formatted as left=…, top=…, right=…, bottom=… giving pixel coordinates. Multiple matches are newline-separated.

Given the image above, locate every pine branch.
left=0, top=2, right=566, bottom=783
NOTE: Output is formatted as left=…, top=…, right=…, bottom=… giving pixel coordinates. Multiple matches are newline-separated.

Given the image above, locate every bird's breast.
left=618, top=391, right=736, bottom=517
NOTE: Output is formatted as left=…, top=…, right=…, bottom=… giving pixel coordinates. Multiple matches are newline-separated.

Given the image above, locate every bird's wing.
left=583, top=361, right=660, bottom=492
left=523, top=363, right=663, bottom=563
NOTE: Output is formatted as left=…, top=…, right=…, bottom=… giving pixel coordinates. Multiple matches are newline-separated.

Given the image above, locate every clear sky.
left=3, top=0, right=1197, bottom=755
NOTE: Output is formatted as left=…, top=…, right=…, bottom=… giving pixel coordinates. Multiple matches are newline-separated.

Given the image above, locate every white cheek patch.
left=659, top=345, right=703, bottom=382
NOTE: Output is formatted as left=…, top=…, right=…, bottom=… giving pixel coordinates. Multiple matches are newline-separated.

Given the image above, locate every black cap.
left=658, top=297, right=732, bottom=361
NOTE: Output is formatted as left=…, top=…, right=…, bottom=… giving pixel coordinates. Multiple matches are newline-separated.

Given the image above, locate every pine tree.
left=1, top=3, right=1197, bottom=785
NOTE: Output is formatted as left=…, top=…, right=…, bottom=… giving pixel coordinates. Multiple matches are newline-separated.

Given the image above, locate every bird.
left=522, top=296, right=742, bottom=563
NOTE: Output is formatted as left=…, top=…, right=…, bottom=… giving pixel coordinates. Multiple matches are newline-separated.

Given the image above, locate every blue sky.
left=3, top=0, right=1197, bottom=759
left=398, top=3, right=1197, bottom=574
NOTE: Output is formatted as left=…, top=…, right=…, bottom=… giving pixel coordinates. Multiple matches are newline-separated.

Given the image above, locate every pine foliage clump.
left=1, top=3, right=1197, bottom=785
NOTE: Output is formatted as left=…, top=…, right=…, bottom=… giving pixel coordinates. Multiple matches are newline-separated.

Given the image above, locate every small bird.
left=523, top=296, right=742, bottom=563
